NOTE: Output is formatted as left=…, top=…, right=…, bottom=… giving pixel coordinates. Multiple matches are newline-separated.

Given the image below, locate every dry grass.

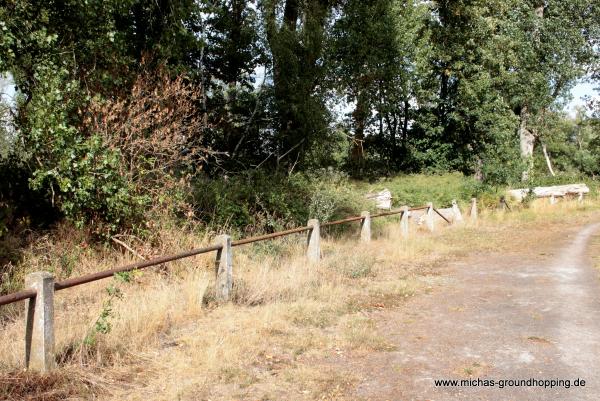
left=0, top=197, right=598, bottom=400
left=590, top=230, right=600, bottom=273
left=0, top=369, right=87, bottom=401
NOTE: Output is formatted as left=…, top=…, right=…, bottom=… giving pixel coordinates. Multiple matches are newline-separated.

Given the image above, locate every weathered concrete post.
left=470, top=198, right=478, bottom=221
left=214, top=234, right=233, bottom=303
left=400, top=206, right=409, bottom=238
left=451, top=200, right=463, bottom=223
left=360, top=211, right=371, bottom=243
left=578, top=192, right=584, bottom=203
left=426, top=202, right=434, bottom=232
left=306, top=219, right=321, bottom=263
left=550, top=195, right=557, bottom=205
left=25, top=272, right=55, bottom=373
left=498, top=196, right=507, bottom=211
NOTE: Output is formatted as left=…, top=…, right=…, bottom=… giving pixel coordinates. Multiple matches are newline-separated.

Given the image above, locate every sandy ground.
left=324, top=222, right=600, bottom=401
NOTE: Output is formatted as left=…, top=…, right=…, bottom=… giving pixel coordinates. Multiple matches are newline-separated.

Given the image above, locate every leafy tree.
left=0, top=0, right=206, bottom=236
left=498, top=0, right=600, bottom=181
left=262, top=0, right=338, bottom=170
left=414, top=1, right=520, bottom=182
left=199, top=0, right=269, bottom=172
left=331, top=0, right=401, bottom=173
left=1, top=0, right=599, bottom=241
left=539, top=108, right=600, bottom=177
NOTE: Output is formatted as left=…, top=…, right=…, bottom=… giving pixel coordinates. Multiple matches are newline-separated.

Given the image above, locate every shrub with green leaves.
left=193, top=169, right=368, bottom=235
left=19, top=65, right=148, bottom=237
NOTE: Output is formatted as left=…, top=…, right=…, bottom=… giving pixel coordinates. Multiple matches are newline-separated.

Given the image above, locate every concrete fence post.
left=400, top=206, right=409, bottom=238
left=306, top=219, right=321, bottom=263
left=550, top=195, right=557, bottom=205
left=451, top=200, right=463, bottom=224
left=360, top=211, right=371, bottom=243
left=426, top=202, right=434, bottom=232
left=498, top=196, right=507, bottom=211
left=470, top=198, right=478, bottom=221
left=578, top=192, right=584, bottom=203
left=25, top=271, right=55, bottom=373
left=215, top=235, right=233, bottom=303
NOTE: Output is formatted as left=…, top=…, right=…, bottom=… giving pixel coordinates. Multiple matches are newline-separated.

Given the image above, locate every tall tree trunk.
left=223, top=0, right=245, bottom=153
left=351, top=90, right=368, bottom=170
left=391, top=113, right=398, bottom=160
left=518, top=2, right=545, bottom=182
left=474, top=155, right=483, bottom=182
left=519, top=106, right=536, bottom=181
left=283, top=0, right=300, bottom=29
left=263, top=0, right=329, bottom=168
left=534, top=2, right=545, bottom=18
left=541, top=141, right=556, bottom=176
left=402, top=99, right=409, bottom=149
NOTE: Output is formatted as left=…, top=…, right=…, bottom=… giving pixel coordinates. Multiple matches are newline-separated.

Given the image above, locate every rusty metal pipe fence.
left=0, top=199, right=475, bottom=373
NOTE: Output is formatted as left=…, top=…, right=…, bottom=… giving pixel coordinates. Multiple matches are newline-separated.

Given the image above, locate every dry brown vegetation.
left=82, top=65, right=212, bottom=223
left=591, top=230, right=600, bottom=272
left=86, top=66, right=209, bottom=177
left=0, top=198, right=598, bottom=400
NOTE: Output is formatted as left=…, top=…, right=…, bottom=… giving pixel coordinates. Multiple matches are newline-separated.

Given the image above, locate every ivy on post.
left=25, top=272, right=56, bottom=373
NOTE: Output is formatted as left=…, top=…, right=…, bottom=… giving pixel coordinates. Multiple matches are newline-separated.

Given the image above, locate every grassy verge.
left=0, top=195, right=598, bottom=400
left=590, top=232, right=600, bottom=273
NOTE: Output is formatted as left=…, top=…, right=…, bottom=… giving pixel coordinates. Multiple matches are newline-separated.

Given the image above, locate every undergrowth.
left=0, top=174, right=598, bottom=400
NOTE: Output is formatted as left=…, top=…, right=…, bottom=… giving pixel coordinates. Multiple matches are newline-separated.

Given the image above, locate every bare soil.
left=321, top=222, right=600, bottom=401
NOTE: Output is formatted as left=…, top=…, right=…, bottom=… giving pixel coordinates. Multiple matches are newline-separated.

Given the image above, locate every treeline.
left=0, top=0, right=599, bottom=238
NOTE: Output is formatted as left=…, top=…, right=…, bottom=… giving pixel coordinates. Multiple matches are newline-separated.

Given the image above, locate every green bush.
left=358, top=172, right=484, bottom=209
left=15, top=65, right=149, bottom=238
left=192, top=169, right=368, bottom=235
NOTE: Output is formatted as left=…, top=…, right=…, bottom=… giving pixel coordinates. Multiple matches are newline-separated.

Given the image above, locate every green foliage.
left=114, top=270, right=137, bottom=283
left=194, top=171, right=303, bottom=233
left=198, top=0, right=271, bottom=173
left=263, top=0, right=335, bottom=168
left=330, top=0, right=430, bottom=173
left=0, top=153, right=58, bottom=283
left=478, top=129, right=525, bottom=186
left=521, top=172, right=600, bottom=200
left=19, top=66, right=148, bottom=237
left=0, top=0, right=599, bottom=246
left=360, top=172, right=498, bottom=208
left=534, top=108, right=600, bottom=178
left=83, top=276, right=127, bottom=347
left=0, top=0, right=207, bottom=237
left=193, top=169, right=368, bottom=234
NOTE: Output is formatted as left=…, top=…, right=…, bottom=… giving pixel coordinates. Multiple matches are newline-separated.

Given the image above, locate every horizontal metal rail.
left=0, top=289, right=37, bottom=307
left=232, top=226, right=311, bottom=247
left=371, top=209, right=404, bottom=218
left=320, top=215, right=364, bottom=227
left=322, top=205, right=429, bottom=226
left=0, top=204, right=438, bottom=307
left=433, top=208, right=451, bottom=224
left=54, top=244, right=223, bottom=291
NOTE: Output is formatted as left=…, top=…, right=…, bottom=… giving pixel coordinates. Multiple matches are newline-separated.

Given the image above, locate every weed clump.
left=0, top=370, right=90, bottom=401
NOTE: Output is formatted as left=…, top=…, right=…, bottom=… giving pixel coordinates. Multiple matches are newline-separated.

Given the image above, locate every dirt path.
left=332, top=222, right=600, bottom=401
